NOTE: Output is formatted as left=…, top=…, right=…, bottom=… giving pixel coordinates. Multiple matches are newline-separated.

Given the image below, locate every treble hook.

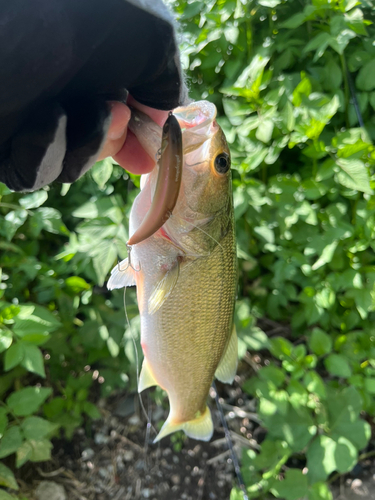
left=155, top=147, right=162, bottom=163
left=117, top=245, right=141, bottom=273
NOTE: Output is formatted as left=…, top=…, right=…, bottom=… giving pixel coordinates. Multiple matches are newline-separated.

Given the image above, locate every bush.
left=175, top=0, right=375, bottom=498
left=1, top=0, right=375, bottom=498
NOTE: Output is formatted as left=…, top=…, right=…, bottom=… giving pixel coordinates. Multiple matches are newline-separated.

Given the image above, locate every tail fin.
left=154, top=406, right=213, bottom=443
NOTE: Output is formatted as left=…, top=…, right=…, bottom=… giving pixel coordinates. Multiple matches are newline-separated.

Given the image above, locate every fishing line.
left=212, top=381, right=249, bottom=500
left=122, top=286, right=157, bottom=437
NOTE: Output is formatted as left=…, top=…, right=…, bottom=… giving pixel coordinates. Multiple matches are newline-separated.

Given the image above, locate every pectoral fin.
left=154, top=406, right=213, bottom=443
left=107, top=259, right=136, bottom=290
left=215, top=324, right=238, bottom=384
left=148, top=261, right=180, bottom=315
left=138, top=359, right=158, bottom=393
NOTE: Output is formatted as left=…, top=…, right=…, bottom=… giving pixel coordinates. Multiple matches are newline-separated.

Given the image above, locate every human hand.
left=98, top=96, right=169, bottom=175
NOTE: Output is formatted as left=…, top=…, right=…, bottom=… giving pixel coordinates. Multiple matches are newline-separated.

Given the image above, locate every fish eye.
left=214, top=152, right=231, bottom=174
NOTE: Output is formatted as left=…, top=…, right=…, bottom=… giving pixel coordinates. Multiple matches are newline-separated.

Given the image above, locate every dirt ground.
left=17, top=381, right=259, bottom=500
left=12, top=338, right=375, bottom=500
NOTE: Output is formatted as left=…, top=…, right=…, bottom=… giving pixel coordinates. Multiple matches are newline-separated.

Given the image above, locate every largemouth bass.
left=108, top=101, right=237, bottom=442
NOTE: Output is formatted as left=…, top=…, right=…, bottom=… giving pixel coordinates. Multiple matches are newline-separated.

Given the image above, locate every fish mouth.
left=127, top=101, right=217, bottom=247
left=174, top=101, right=218, bottom=154
left=127, top=112, right=183, bottom=246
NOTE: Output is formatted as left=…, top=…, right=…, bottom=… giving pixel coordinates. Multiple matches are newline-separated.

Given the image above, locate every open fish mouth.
left=126, top=101, right=218, bottom=247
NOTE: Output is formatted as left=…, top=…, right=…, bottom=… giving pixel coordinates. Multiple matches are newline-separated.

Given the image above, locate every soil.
left=16, top=379, right=260, bottom=500
left=12, top=321, right=375, bottom=500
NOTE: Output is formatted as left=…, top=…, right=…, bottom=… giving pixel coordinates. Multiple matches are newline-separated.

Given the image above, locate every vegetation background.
left=1, top=0, right=375, bottom=498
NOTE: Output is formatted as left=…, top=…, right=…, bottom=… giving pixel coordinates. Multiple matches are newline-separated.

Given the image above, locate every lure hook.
left=117, top=245, right=141, bottom=272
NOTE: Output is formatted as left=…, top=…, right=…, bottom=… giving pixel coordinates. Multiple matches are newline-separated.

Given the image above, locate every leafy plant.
left=176, top=0, right=375, bottom=498
left=1, top=0, right=375, bottom=498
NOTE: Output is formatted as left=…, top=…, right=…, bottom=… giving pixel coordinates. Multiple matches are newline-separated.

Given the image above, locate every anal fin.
left=107, top=258, right=136, bottom=290
left=148, top=261, right=180, bottom=315
left=154, top=406, right=213, bottom=443
left=138, top=359, right=158, bottom=393
left=215, top=324, right=238, bottom=384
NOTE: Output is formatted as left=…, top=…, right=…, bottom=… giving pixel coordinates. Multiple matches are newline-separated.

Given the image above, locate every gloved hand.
left=0, top=0, right=188, bottom=191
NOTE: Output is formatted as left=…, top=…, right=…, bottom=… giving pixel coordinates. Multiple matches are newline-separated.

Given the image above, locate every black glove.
left=0, top=0, right=188, bottom=191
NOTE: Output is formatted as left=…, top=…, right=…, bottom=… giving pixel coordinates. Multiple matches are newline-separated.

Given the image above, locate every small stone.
left=135, top=459, right=146, bottom=471
left=123, top=450, right=134, bottom=462
left=351, top=479, right=363, bottom=489
left=171, top=475, right=180, bottom=485
left=172, top=455, right=179, bottom=464
left=192, top=466, right=200, bottom=476
left=128, top=415, right=141, bottom=426
left=35, top=481, right=66, bottom=500
left=142, top=488, right=151, bottom=498
left=184, top=477, right=191, bottom=485
left=94, top=433, right=109, bottom=445
left=209, top=493, right=217, bottom=499
left=81, top=448, right=95, bottom=461
left=98, top=468, right=109, bottom=479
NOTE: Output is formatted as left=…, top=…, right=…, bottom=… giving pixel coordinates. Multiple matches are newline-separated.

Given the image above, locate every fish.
left=107, top=100, right=237, bottom=442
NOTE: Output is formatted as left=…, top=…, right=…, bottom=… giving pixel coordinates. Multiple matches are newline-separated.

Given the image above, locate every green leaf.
left=65, top=276, right=90, bottom=294
left=16, top=439, right=52, bottom=467
left=308, top=482, right=333, bottom=500
left=35, top=207, right=69, bottom=235
left=6, top=387, right=52, bottom=416
left=0, top=490, right=16, bottom=500
left=21, top=344, right=45, bottom=377
left=258, top=0, right=281, bottom=6
left=303, top=371, right=326, bottom=399
left=335, top=158, right=373, bottom=194
left=312, top=241, right=338, bottom=270
left=281, top=13, right=306, bottom=29
left=21, top=417, right=58, bottom=440
left=239, top=327, right=270, bottom=352
left=270, top=337, right=293, bottom=359
left=258, top=366, right=285, bottom=388
left=0, top=426, right=23, bottom=459
left=324, top=354, right=352, bottom=378
left=270, top=469, right=308, bottom=500
left=308, top=328, right=332, bottom=356
left=4, top=342, right=24, bottom=371
left=83, top=401, right=101, bottom=420
left=91, top=159, right=113, bottom=189
left=0, top=409, right=8, bottom=439
left=19, top=190, right=48, bottom=209
left=0, top=330, right=12, bottom=354
left=364, top=377, right=375, bottom=394
left=307, top=435, right=357, bottom=482
left=92, top=241, right=118, bottom=286
left=256, top=119, right=274, bottom=143
left=15, top=440, right=33, bottom=468
left=0, top=463, right=18, bottom=490
left=12, top=304, right=61, bottom=341
left=266, top=405, right=316, bottom=452
left=356, top=58, right=375, bottom=91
